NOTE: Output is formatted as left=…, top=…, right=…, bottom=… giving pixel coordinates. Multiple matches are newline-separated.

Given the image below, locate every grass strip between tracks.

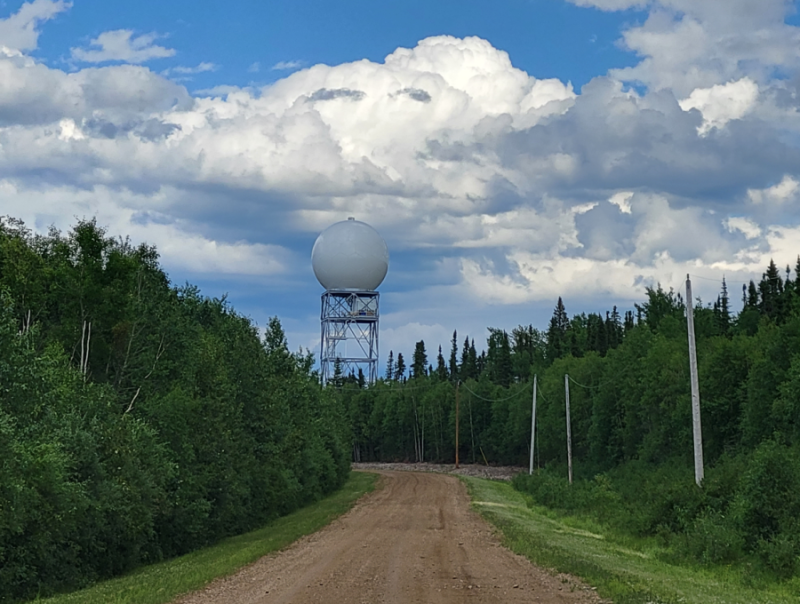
left=463, top=476, right=799, bottom=604
left=32, top=471, right=378, bottom=604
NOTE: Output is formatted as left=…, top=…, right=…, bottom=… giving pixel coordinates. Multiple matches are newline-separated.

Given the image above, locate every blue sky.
left=27, top=1, right=643, bottom=90
left=2, top=0, right=800, bottom=364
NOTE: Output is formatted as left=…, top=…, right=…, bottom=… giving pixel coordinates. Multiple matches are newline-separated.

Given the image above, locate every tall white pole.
left=565, top=374, right=573, bottom=485
left=529, top=375, right=537, bottom=475
left=686, top=275, right=705, bottom=487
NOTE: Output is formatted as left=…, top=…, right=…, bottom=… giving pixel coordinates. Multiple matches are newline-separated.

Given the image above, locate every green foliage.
left=35, top=472, right=376, bottom=604
left=467, top=476, right=798, bottom=604
left=0, top=218, right=351, bottom=602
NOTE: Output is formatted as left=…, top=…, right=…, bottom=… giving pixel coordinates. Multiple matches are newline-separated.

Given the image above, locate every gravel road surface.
left=175, top=471, right=603, bottom=604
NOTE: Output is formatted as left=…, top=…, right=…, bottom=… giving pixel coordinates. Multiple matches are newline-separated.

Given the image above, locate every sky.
left=2, top=0, right=800, bottom=364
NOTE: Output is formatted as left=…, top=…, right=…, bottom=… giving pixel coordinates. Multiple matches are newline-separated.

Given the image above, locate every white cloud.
left=725, top=216, right=762, bottom=240
left=0, top=180, right=289, bottom=276
left=748, top=175, right=800, bottom=204
left=272, top=60, right=303, bottom=70
left=71, top=30, right=175, bottom=64
left=2, top=21, right=800, bottom=352
left=162, top=62, right=218, bottom=76
left=608, top=1, right=800, bottom=96
left=0, top=0, right=69, bottom=52
left=609, top=191, right=633, bottom=213
left=679, top=78, right=759, bottom=135
left=248, top=62, right=260, bottom=73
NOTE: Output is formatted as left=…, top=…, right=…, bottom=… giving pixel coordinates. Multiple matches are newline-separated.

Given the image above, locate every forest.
left=0, top=218, right=351, bottom=603
left=340, top=258, right=800, bottom=581
left=2, top=214, right=799, bottom=600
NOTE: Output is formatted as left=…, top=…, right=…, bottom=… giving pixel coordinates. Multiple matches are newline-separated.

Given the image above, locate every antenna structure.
left=312, top=217, right=389, bottom=385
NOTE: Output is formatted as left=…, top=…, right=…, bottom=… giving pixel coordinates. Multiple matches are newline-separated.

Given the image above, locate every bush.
left=680, top=510, right=744, bottom=565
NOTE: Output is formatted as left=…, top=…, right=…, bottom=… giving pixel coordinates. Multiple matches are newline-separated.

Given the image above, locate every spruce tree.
left=546, top=297, right=569, bottom=362
left=460, top=336, right=471, bottom=379
left=718, top=277, right=731, bottom=334
left=608, top=306, right=622, bottom=349
left=449, top=330, right=459, bottom=381
left=759, top=259, right=783, bottom=320
left=412, top=340, right=428, bottom=379
left=624, top=310, right=635, bottom=333
left=385, top=350, right=394, bottom=381
left=436, top=345, right=448, bottom=381
left=466, top=339, right=478, bottom=379
left=795, top=256, right=800, bottom=292
left=395, top=353, right=406, bottom=381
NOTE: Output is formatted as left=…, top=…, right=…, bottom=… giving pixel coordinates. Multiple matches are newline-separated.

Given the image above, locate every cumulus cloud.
left=3, top=11, right=800, bottom=351
left=748, top=175, right=800, bottom=204
left=71, top=30, right=176, bottom=63
left=0, top=0, right=69, bottom=52
left=608, top=0, right=800, bottom=96
left=0, top=180, right=289, bottom=276
left=679, top=78, right=759, bottom=134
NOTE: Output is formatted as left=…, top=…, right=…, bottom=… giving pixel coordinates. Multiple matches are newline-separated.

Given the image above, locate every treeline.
left=0, top=218, right=350, bottom=603
left=341, top=258, right=800, bottom=579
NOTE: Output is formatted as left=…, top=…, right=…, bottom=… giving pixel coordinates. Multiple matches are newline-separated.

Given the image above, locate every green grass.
left=463, top=476, right=800, bottom=604
left=32, top=472, right=377, bottom=604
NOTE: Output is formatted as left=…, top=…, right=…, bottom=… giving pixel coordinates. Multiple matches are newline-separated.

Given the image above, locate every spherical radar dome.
left=312, top=218, right=389, bottom=291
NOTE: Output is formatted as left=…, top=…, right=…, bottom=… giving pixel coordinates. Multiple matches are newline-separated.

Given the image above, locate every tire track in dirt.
left=175, top=471, right=603, bottom=604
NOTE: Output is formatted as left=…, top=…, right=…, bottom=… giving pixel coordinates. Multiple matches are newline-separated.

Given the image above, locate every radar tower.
left=311, top=217, right=389, bottom=385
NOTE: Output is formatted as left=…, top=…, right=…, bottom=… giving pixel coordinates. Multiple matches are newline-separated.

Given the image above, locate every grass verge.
left=462, top=476, right=800, bottom=604
left=33, top=471, right=378, bottom=604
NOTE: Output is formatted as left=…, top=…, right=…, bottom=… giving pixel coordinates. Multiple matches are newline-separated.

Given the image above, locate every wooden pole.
left=529, top=375, right=537, bottom=475
left=686, top=275, right=705, bottom=487
left=455, top=381, right=460, bottom=469
left=565, top=374, right=573, bottom=485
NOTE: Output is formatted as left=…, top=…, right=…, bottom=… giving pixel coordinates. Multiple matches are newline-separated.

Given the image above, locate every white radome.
left=312, top=218, right=389, bottom=291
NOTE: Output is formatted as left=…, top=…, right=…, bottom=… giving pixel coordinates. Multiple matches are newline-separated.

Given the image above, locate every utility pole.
left=455, top=381, right=460, bottom=469
left=686, top=275, right=705, bottom=487
left=529, top=375, right=537, bottom=475
left=565, top=374, right=573, bottom=485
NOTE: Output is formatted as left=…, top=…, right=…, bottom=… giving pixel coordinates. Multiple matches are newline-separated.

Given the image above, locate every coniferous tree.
left=333, top=357, right=344, bottom=387
left=747, top=280, right=759, bottom=309
left=436, top=345, right=448, bottom=381
left=385, top=350, right=394, bottom=381
left=449, top=330, right=459, bottom=381
left=608, top=306, right=622, bottom=349
left=795, top=256, right=800, bottom=292
left=546, top=297, right=569, bottom=362
left=477, top=349, right=487, bottom=376
left=717, top=277, right=731, bottom=334
left=395, top=352, right=406, bottom=381
left=759, top=259, right=783, bottom=320
left=468, top=339, right=478, bottom=377
left=597, top=313, right=608, bottom=355
left=624, top=310, right=635, bottom=333
left=460, top=336, right=471, bottom=379
left=487, top=329, right=513, bottom=387
left=412, top=340, right=428, bottom=379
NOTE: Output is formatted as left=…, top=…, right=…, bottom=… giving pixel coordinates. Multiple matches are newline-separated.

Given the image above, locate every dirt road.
left=176, top=471, right=603, bottom=604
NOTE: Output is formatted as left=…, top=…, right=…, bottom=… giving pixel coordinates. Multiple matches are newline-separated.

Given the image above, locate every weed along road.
left=175, top=471, right=602, bottom=604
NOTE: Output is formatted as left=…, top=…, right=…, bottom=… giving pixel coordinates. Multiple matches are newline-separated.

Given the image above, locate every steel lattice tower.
left=320, top=290, right=379, bottom=385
